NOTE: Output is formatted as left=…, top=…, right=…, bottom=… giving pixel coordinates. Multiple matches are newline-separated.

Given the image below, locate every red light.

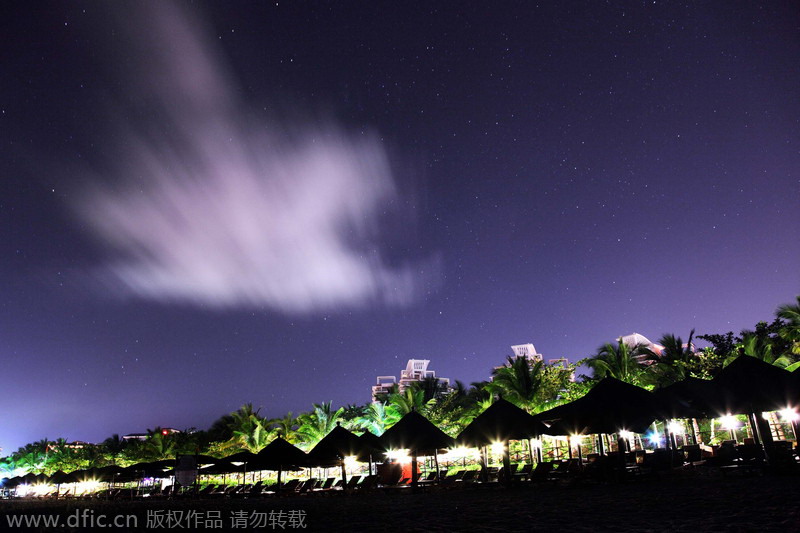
left=162, top=429, right=168, bottom=435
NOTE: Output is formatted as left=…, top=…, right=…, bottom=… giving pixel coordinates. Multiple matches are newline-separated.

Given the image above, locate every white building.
left=371, top=359, right=450, bottom=402
left=619, top=332, right=663, bottom=356
left=510, top=343, right=543, bottom=362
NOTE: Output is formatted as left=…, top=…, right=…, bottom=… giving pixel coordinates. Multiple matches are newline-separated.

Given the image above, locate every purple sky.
left=1, top=1, right=798, bottom=454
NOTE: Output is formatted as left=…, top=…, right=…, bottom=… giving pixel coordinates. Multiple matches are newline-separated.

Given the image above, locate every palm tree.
left=777, top=296, right=800, bottom=357
left=101, top=434, right=127, bottom=465
left=296, top=402, right=344, bottom=448
left=486, top=356, right=546, bottom=412
left=355, top=402, right=396, bottom=436
left=732, top=333, right=794, bottom=369
left=142, top=428, right=177, bottom=461
left=586, top=341, right=647, bottom=385
left=642, top=331, right=696, bottom=388
left=387, top=387, right=432, bottom=417
left=417, top=376, right=449, bottom=402
left=228, top=404, right=274, bottom=453
left=269, top=412, right=299, bottom=443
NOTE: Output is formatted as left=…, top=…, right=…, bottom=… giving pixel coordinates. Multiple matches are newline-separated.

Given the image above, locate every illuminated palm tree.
left=229, top=404, right=274, bottom=453
left=387, top=387, right=432, bottom=416
left=355, top=402, right=396, bottom=436
left=296, top=402, right=344, bottom=448
left=142, top=428, right=177, bottom=460
left=486, top=356, right=546, bottom=412
left=101, top=434, right=127, bottom=465
left=269, top=412, right=299, bottom=443
left=732, top=333, right=794, bottom=369
left=586, top=341, right=646, bottom=385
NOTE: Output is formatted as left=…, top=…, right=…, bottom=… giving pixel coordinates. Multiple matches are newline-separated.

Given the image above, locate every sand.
left=2, top=469, right=798, bottom=532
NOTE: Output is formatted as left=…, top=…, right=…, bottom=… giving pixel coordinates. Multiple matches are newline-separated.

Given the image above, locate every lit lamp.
left=779, top=407, right=800, bottom=442
left=570, top=434, right=583, bottom=462
left=719, top=414, right=739, bottom=442
left=618, top=430, right=633, bottom=453
left=668, top=420, right=684, bottom=447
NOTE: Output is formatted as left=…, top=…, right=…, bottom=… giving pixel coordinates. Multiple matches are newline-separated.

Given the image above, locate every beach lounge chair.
left=460, top=470, right=478, bottom=484
left=514, top=463, right=533, bottom=480
left=278, top=479, right=301, bottom=493
left=530, top=461, right=555, bottom=483
left=297, top=478, right=317, bottom=494
left=355, top=474, right=379, bottom=492
left=318, top=477, right=336, bottom=491
left=345, top=475, right=362, bottom=490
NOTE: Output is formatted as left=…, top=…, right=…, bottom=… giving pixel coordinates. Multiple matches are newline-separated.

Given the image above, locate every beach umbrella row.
left=4, top=357, right=796, bottom=491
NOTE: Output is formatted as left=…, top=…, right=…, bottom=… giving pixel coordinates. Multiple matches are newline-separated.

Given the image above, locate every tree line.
left=3, top=296, right=798, bottom=476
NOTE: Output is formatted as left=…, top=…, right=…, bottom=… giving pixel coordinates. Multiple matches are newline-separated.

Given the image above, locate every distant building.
left=122, top=428, right=181, bottom=441
left=510, top=343, right=543, bottom=362
left=619, top=332, right=663, bottom=356
left=493, top=343, right=543, bottom=375
left=618, top=332, right=695, bottom=363
left=371, top=359, right=450, bottom=402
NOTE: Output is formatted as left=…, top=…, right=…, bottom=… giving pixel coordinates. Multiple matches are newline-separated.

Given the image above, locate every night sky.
left=2, top=2, right=798, bottom=453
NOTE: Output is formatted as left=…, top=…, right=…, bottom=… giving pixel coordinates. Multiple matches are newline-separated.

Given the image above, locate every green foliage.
left=296, top=401, right=344, bottom=449
left=226, top=405, right=274, bottom=453
left=683, top=347, right=726, bottom=379
left=3, top=296, right=796, bottom=477
left=586, top=341, right=647, bottom=386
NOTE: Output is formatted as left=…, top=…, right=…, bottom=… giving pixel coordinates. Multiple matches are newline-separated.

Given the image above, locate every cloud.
left=72, top=4, right=435, bottom=313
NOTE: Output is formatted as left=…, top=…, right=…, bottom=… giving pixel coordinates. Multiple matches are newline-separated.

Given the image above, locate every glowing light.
left=719, top=414, right=739, bottom=431
left=668, top=420, right=684, bottom=435
left=645, top=431, right=661, bottom=443
left=618, top=430, right=634, bottom=441
left=385, top=449, right=412, bottom=464
left=445, top=446, right=476, bottom=461
left=779, top=407, right=800, bottom=423
left=490, top=442, right=506, bottom=456
left=343, top=455, right=359, bottom=469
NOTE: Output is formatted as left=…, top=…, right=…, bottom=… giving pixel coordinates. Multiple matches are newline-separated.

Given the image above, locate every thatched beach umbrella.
left=379, top=411, right=455, bottom=488
left=458, top=399, right=547, bottom=482
left=535, top=378, right=658, bottom=436
left=254, top=437, right=307, bottom=491
left=216, top=451, right=259, bottom=482
left=2, top=476, right=22, bottom=489
left=307, top=424, right=363, bottom=487
left=47, top=471, right=70, bottom=499
left=709, top=356, right=800, bottom=449
left=534, top=378, right=658, bottom=456
left=20, top=472, right=38, bottom=485
left=653, top=376, right=723, bottom=446
left=712, top=356, right=800, bottom=414
left=653, top=377, right=719, bottom=420
left=356, top=431, right=384, bottom=475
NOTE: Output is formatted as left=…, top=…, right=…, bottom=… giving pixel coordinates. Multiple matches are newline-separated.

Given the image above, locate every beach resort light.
left=385, top=449, right=412, bottom=464
left=344, top=455, right=359, bottom=469
left=668, top=420, right=684, bottom=436
left=779, top=407, right=800, bottom=423
left=645, top=430, right=661, bottom=445
left=490, top=442, right=506, bottom=456
left=618, top=430, right=633, bottom=442
left=719, top=414, right=739, bottom=431
left=446, top=446, right=471, bottom=461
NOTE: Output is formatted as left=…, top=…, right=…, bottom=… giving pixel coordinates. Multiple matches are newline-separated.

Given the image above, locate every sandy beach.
left=2, top=469, right=798, bottom=532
